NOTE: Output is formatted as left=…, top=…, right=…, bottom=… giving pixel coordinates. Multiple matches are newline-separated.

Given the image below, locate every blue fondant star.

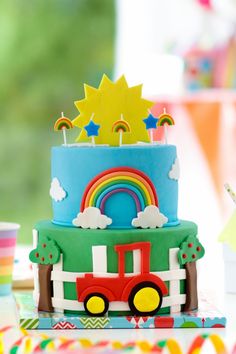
left=143, top=114, right=158, bottom=130
left=84, top=120, right=100, bottom=137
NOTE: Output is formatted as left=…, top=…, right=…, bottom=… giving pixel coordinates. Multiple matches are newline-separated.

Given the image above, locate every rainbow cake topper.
left=72, top=75, right=153, bottom=146
left=112, top=115, right=131, bottom=146
left=54, top=113, right=73, bottom=146
left=158, top=108, right=175, bottom=144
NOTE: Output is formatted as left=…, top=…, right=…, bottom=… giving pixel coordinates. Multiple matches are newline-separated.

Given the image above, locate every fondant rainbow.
left=81, top=167, right=158, bottom=213
left=157, top=114, right=175, bottom=126
left=112, top=120, right=131, bottom=133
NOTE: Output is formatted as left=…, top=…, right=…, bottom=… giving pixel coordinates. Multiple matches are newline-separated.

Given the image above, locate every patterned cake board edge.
left=15, top=292, right=226, bottom=330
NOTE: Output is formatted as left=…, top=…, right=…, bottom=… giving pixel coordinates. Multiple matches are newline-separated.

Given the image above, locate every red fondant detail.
left=115, top=242, right=151, bottom=276
left=41, top=257, right=45, bottom=262
left=35, top=252, right=39, bottom=258
left=197, top=246, right=201, bottom=252
left=154, top=316, right=174, bottom=328
left=126, top=316, right=149, bottom=329
left=49, top=254, right=52, bottom=259
left=79, top=285, right=116, bottom=302
left=53, top=321, right=77, bottom=330
left=188, top=243, right=193, bottom=248
left=182, top=254, right=187, bottom=259
left=192, top=254, right=196, bottom=259
left=80, top=167, right=158, bottom=211
left=76, top=241, right=168, bottom=306
left=211, top=324, right=225, bottom=328
left=43, top=243, right=46, bottom=248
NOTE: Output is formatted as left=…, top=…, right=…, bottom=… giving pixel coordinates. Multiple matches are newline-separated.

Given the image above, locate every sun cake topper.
left=72, top=75, right=153, bottom=146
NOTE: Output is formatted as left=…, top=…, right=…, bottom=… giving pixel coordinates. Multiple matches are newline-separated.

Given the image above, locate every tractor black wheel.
left=84, top=292, right=109, bottom=317
left=128, top=281, right=163, bottom=316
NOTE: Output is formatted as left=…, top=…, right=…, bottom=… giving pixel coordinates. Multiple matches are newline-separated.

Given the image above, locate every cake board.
left=15, top=292, right=226, bottom=330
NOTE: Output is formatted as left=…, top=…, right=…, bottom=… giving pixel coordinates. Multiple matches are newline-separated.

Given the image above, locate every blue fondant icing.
left=51, top=145, right=179, bottom=228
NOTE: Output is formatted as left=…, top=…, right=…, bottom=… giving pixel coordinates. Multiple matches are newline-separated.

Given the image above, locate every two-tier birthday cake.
left=29, top=75, right=205, bottom=317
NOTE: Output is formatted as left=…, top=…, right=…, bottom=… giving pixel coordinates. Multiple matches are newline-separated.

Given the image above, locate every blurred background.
left=1, top=0, right=236, bottom=292
left=0, top=0, right=115, bottom=242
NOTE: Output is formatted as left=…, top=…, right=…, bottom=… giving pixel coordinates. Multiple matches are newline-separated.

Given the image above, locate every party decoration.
left=73, top=75, right=153, bottom=146
left=54, top=112, right=73, bottom=146
left=169, top=158, right=180, bottom=181
left=219, top=210, right=236, bottom=252
left=188, top=333, right=227, bottom=354
left=80, top=167, right=158, bottom=214
left=132, top=205, right=168, bottom=229
left=112, top=115, right=131, bottom=146
left=72, top=207, right=112, bottom=229
left=158, top=108, right=175, bottom=144
left=84, top=116, right=100, bottom=146
left=29, top=236, right=60, bottom=312
left=143, top=113, right=158, bottom=143
left=1, top=324, right=229, bottom=353
left=224, top=183, right=236, bottom=204
left=49, top=178, right=66, bottom=202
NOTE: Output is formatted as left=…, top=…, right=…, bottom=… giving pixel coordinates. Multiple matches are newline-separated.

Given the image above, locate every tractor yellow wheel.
left=84, top=293, right=109, bottom=316
left=128, top=282, right=163, bottom=316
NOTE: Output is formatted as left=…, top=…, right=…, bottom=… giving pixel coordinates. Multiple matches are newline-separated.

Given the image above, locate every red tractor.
left=76, top=242, right=168, bottom=316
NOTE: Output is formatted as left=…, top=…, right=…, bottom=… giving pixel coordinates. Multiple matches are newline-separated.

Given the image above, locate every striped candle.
left=0, top=223, right=20, bottom=296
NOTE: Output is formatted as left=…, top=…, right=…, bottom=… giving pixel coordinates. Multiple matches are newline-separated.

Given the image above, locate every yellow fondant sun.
left=72, top=75, right=153, bottom=146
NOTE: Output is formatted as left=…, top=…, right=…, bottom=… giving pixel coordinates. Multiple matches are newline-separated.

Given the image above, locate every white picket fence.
left=32, top=230, right=186, bottom=314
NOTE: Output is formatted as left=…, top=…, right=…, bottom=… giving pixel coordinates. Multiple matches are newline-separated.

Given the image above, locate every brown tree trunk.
left=184, top=261, right=198, bottom=312
left=38, top=264, right=53, bottom=312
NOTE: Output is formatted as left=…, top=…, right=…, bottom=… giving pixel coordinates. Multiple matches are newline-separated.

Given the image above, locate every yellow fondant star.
left=72, top=75, right=154, bottom=146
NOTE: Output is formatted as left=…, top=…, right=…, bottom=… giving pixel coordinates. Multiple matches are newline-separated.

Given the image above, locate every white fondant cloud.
left=50, top=178, right=66, bottom=202
left=169, top=158, right=180, bottom=181
left=132, top=205, right=168, bottom=229
left=72, top=207, right=112, bottom=229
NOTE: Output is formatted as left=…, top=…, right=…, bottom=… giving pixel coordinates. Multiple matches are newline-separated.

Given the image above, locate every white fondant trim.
left=51, top=294, right=186, bottom=312
left=52, top=254, right=64, bottom=313
left=32, top=229, right=39, bottom=306
left=51, top=269, right=186, bottom=282
left=133, top=249, right=141, bottom=273
left=169, top=248, right=181, bottom=313
left=33, top=291, right=39, bottom=306
left=32, top=229, right=38, bottom=248
left=92, top=246, right=107, bottom=273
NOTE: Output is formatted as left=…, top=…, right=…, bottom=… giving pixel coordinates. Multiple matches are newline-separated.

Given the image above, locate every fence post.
left=169, top=248, right=181, bottom=313
left=32, top=229, right=39, bottom=305
left=52, top=254, right=64, bottom=313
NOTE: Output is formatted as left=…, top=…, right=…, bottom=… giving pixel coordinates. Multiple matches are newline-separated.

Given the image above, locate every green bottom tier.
left=32, top=220, right=199, bottom=315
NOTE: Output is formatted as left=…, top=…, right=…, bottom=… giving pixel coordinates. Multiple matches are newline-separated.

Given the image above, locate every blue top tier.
left=51, top=145, right=179, bottom=229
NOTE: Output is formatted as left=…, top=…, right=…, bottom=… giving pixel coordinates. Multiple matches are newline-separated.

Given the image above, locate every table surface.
left=0, top=290, right=236, bottom=353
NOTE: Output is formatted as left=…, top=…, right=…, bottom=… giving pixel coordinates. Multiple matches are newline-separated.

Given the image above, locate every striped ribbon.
left=0, top=327, right=230, bottom=353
